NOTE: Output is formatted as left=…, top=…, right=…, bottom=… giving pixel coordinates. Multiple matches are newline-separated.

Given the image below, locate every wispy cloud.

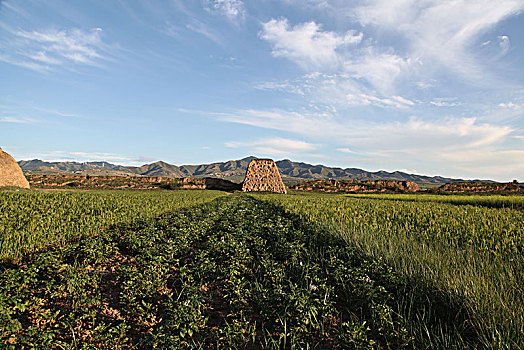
left=0, top=116, right=39, bottom=124
left=498, top=101, right=523, bottom=110
left=226, top=137, right=319, bottom=156
left=31, top=107, right=81, bottom=118
left=0, top=26, right=115, bottom=72
left=0, top=99, right=83, bottom=121
left=353, top=0, right=524, bottom=84
left=258, top=1, right=524, bottom=109
left=254, top=72, right=415, bottom=110
left=218, top=107, right=522, bottom=179
left=18, top=150, right=152, bottom=166
left=220, top=109, right=512, bottom=149
left=430, top=98, right=459, bottom=107
left=220, top=109, right=341, bottom=138
left=205, top=0, right=245, bottom=22
left=346, top=93, right=415, bottom=109
left=185, top=19, right=223, bottom=44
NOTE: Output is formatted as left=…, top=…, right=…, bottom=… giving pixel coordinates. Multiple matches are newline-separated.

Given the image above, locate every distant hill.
left=19, top=156, right=479, bottom=187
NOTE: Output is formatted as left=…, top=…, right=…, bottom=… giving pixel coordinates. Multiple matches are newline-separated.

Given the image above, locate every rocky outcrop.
left=242, top=159, right=287, bottom=194
left=0, top=147, right=30, bottom=189
left=290, top=179, right=419, bottom=193
left=436, top=181, right=522, bottom=194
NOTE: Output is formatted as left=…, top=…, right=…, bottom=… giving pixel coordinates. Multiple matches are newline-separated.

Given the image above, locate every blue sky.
left=1, top=0, right=523, bottom=181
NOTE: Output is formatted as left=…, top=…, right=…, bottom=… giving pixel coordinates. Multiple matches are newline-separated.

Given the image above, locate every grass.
left=0, top=190, right=226, bottom=262
left=1, top=189, right=522, bottom=348
left=253, top=192, right=524, bottom=349
left=1, top=195, right=420, bottom=348
left=344, top=192, right=524, bottom=210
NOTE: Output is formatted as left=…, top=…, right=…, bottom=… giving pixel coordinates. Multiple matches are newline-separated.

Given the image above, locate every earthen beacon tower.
left=242, top=158, right=287, bottom=194
left=0, top=147, right=30, bottom=189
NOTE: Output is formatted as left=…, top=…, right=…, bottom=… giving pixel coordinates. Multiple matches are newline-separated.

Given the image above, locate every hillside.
left=19, top=156, right=475, bottom=186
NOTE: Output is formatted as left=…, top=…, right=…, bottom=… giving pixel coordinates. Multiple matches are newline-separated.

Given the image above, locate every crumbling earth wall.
left=242, top=159, right=287, bottom=194
left=0, top=147, right=30, bottom=189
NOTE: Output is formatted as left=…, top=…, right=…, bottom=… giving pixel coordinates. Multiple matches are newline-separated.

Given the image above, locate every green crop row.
left=0, top=190, right=226, bottom=262
left=252, top=192, right=524, bottom=348
left=344, top=192, right=524, bottom=210
left=1, top=195, right=481, bottom=348
left=258, top=192, right=524, bottom=256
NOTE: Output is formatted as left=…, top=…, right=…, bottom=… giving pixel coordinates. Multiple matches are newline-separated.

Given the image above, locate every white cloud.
left=69, top=151, right=135, bottom=162
left=430, top=98, right=459, bottom=107
left=349, top=117, right=512, bottom=150
left=353, top=0, right=524, bottom=83
left=205, top=0, right=245, bottom=21
left=260, top=18, right=362, bottom=70
left=278, top=0, right=331, bottom=8
left=255, top=72, right=415, bottom=109
left=219, top=108, right=521, bottom=179
left=343, top=50, right=412, bottom=93
left=17, top=150, right=150, bottom=166
left=498, top=101, right=523, bottom=110
left=226, top=137, right=318, bottom=156
left=258, top=2, right=523, bottom=101
left=0, top=116, right=38, bottom=124
left=346, top=93, right=415, bottom=108
left=0, top=26, right=113, bottom=71
left=220, top=109, right=512, bottom=149
left=498, top=35, right=510, bottom=55
left=416, top=81, right=435, bottom=89
left=259, top=17, right=413, bottom=101
left=0, top=53, right=51, bottom=72
left=221, top=109, right=342, bottom=138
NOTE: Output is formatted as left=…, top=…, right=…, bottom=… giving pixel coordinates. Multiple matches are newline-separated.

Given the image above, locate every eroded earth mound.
left=242, top=159, right=287, bottom=194
left=0, top=147, right=29, bottom=189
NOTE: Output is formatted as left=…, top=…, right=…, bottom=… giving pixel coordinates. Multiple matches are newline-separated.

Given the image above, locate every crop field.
left=344, top=193, right=524, bottom=211
left=0, top=190, right=227, bottom=262
left=252, top=192, right=524, bottom=348
left=1, top=190, right=523, bottom=348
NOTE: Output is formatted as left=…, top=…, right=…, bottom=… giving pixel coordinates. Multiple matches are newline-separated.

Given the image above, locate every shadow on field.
left=0, top=194, right=485, bottom=349
left=267, top=200, right=484, bottom=349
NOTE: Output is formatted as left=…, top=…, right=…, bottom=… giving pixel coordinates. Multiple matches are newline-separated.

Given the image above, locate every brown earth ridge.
left=290, top=179, right=420, bottom=193
left=0, top=147, right=30, bottom=189
left=291, top=179, right=523, bottom=194
left=27, top=174, right=240, bottom=191
left=434, top=181, right=522, bottom=194
left=23, top=174, right=523, bottom=194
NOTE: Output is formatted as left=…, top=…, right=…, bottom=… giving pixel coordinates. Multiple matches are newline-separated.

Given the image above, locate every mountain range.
left=18, top=156, right=480, bottom=187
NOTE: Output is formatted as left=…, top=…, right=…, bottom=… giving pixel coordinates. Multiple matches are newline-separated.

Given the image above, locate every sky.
left=1, top=0, right=523, bottom=181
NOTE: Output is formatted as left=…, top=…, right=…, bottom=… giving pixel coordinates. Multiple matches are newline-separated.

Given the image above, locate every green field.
left=0, top=190, right=227, bottom=262
left=252, top=192, right=524, bottom=348
left=1, top=190, right=523, bottom=348
left=344, top=192, right=524, bottom=210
